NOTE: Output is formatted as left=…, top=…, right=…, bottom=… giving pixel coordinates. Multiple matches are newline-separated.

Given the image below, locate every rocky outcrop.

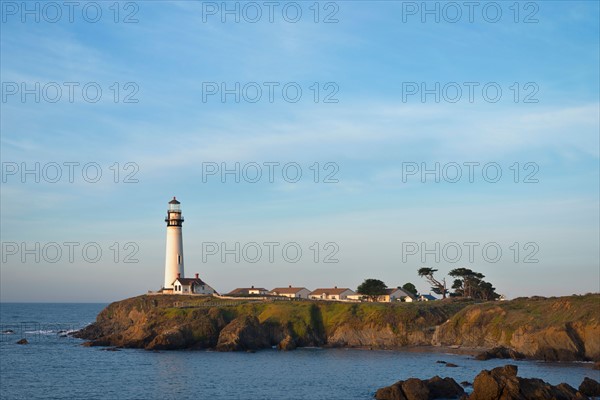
left=474, top=346, right=525, bottom=361
left=375, top=376, right=465, bottom=400
left=469, top=365, right=588, bottom=400
left=433, top=295, right=600, bottom=361
left=216, top=316, right=271, bottom=351
left=75, top=293, right=600, bottom=361
left=16, top=338, right=28, bottom=345
left=277, top=335, right=297, bottom=351
left=146, top=328, right=188, bottom=350
left=376, top=365, right=593, bottom=400
left=327, top=324, right=400, bottom=348
left=579, top=377, right=600, bottom=397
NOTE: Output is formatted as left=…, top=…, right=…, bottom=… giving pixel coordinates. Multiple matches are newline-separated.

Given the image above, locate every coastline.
left=74, top=293, right=600, bottom=363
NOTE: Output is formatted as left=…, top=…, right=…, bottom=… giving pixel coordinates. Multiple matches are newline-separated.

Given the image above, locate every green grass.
left=445, top=293, right=600, bottom=334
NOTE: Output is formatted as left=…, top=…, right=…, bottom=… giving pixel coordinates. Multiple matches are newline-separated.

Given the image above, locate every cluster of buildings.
left=226, top=285, right=437, bottom=302
left=166, top=278, right=437, bottom=303
left=158, top=198, right=437, bottom=303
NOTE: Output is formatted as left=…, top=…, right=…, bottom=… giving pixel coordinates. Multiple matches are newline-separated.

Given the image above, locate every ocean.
left=1, top=303, right=598, bottom=400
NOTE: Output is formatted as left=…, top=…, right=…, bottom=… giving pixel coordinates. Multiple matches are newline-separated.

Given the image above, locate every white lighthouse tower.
left=164, top=197, right=184, bottom=290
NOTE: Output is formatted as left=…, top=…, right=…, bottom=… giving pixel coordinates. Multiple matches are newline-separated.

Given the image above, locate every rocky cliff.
left=75, top=294, right=600, bottom=361
left=432, top=295, right=600, bottom=361
left=75, top=295, right=467, bottom=351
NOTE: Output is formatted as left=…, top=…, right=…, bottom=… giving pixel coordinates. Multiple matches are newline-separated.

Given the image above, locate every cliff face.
left=75, top=294, right=600, bottom=361
left=432, top=295, right=600, bottom=361
left=75, top=295, right=466, bottom=351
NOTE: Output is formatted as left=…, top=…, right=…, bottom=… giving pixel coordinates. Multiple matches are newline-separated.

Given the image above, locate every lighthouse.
left=164, top=197, right=184, bottom=289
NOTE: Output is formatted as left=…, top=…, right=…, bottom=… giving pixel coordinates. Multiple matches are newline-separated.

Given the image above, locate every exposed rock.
left=467, top=365, right=517, bottom=400
left=445, top=363, right=458, bottom=368
left=474, top=346, right=525, bottom=361
left=375, top=376, right=464, bottom=400
left=16, top=338, right=28, bottom=345
left=146, top=328, right=187, bottom=350
left=427, top=376, right=465, bottom=398
left=375, top=367, right=595, bottom=400
left=2, top=329, right=15, bottom=334
left=327, top=324, right=401, bottom=349
left=277, top=335, right=297, bottom=351
left=460, top=381, right=472, bottom=387
left=436, top=360, right=446, bottom=364
left=593, top=361, right=600, bottom=370
left=216, top=316, right=270, bottom=351
left=375, top=383, right=408, bottom=400
left=401, top=378, right=430, bottom=400
left=434, top=297, right=600, bottom=362
left=469, top=364, right=588, bottom=400
left=101, top=347, right=121, bottom=351
left=579, top=377, right=600, bottom=397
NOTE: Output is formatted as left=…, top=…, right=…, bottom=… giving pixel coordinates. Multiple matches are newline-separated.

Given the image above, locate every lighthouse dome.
left=168, top=197, right=181, bottom=213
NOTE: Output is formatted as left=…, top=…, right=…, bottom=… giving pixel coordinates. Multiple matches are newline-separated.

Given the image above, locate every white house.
left=172, top=273, right=216, bottom=295
left=403, top=294, right=415, bottom=303
left=227, top=286, right=269, bottom=296
left=309, top=287, right=356, bottom=301
left=376, top=287, right=417, bottom=302
left=270, top=286, right=311, bottom=299
left=347, top=293, right=365, bottom=301
left=393, top=287, right=418, bottom=302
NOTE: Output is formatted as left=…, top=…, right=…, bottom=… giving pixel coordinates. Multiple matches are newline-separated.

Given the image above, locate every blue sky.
left=1, top=1, right=598, bottom=302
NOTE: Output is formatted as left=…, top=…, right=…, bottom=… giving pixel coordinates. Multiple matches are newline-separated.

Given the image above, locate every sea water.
left=1, top=303, right=598, bottom=400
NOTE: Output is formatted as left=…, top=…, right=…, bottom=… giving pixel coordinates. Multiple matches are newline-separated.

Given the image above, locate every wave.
left=23, top=328, right=80, bottom=335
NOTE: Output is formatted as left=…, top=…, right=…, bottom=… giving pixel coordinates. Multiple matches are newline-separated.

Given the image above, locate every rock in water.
left=16, top=338, right=28, bottom=345
left=469, top=364, right=517, bottom=400
left=579, top=377, right=600, bottom=397
left=375, top=376, right=464, bottom=400
left=375, top=383, right=407, bottom=400
left=376, top=366, right=593, bottom=400
left=401, top=378, right=430, bottom=400
left=474, top=346, right=525, bottom=361
left=426, top=376, right=465, bottom=399
left=469, top=364, right=587, bottom=400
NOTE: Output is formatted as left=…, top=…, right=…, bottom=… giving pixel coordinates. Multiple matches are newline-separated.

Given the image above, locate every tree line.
left=417, top=267, right=500, bottom=300
left=357, top=267, right=500, bottom=301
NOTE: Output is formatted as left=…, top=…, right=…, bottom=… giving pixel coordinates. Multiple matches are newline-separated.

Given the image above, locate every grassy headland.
left=75, top=293, right=599, bottom=361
